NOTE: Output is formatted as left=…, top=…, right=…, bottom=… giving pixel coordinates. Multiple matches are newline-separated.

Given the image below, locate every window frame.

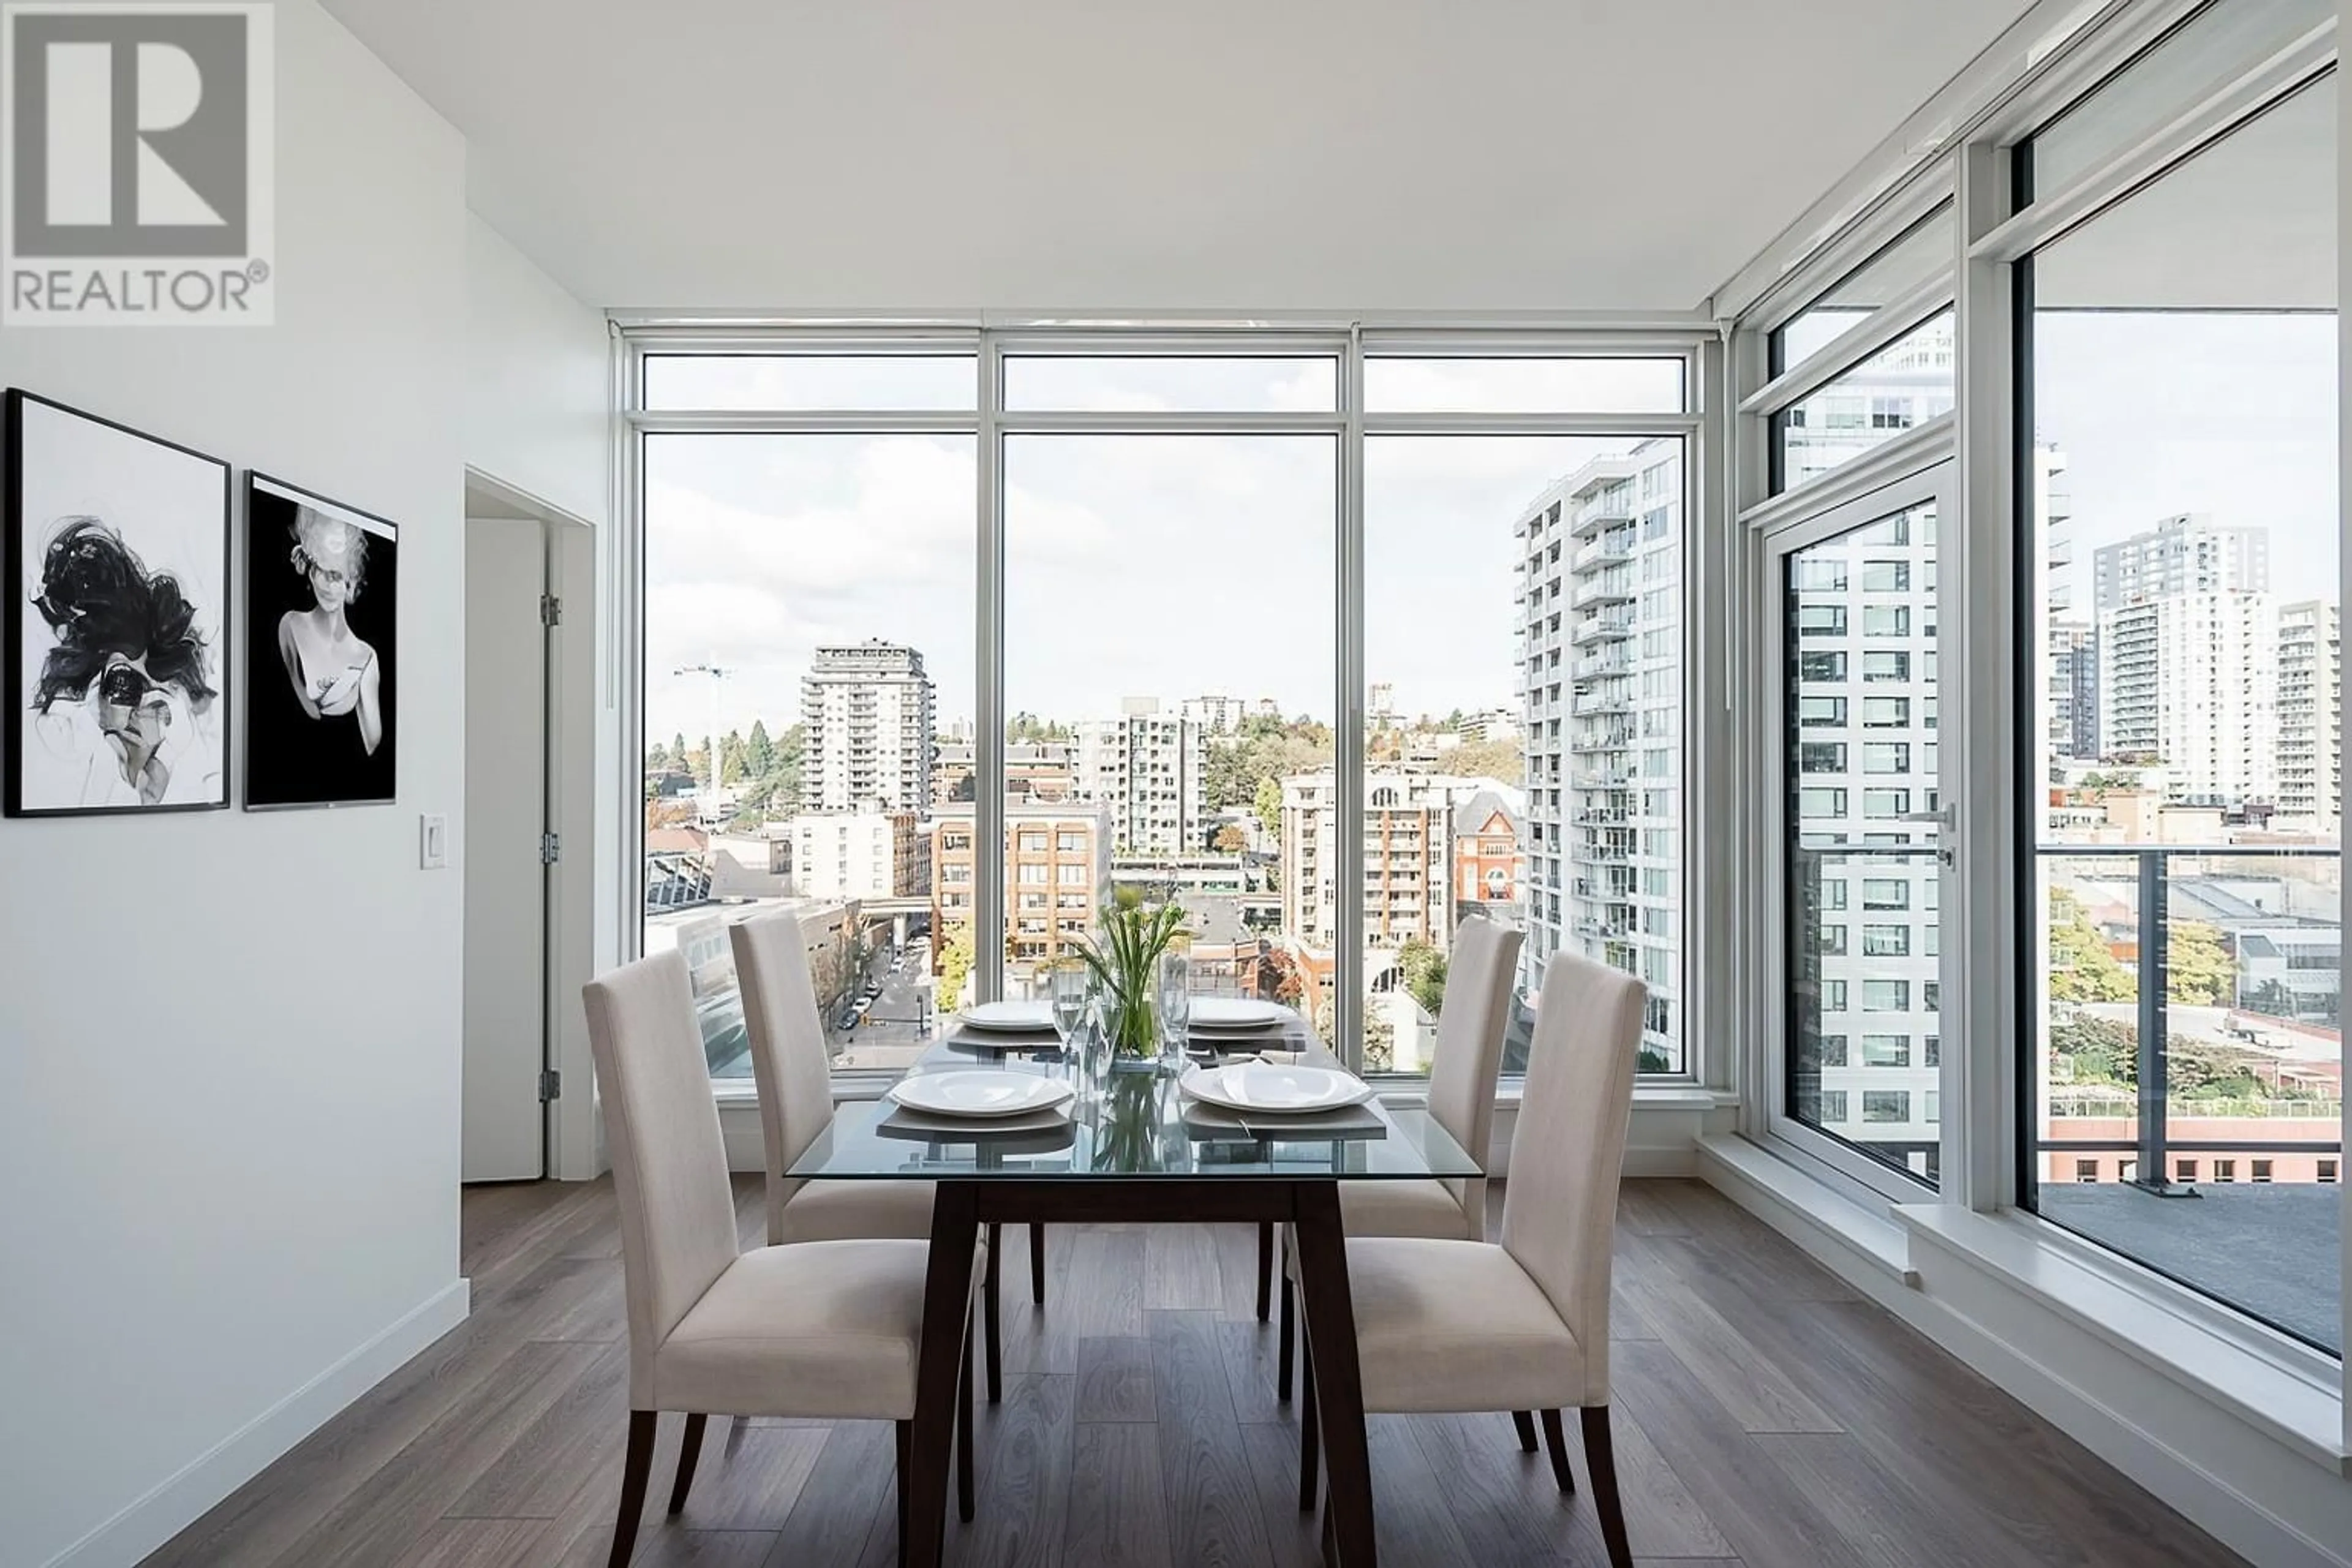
left=619, top=325, right=1710, bottom=1087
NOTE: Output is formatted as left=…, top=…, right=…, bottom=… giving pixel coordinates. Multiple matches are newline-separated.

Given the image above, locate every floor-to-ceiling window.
left=1358, top=353, right=1689, bottom=1076
left=628, top=333, right=1704, bottom=1084
left=1741, top=184, right=1959, bottom=1196
left=2018, top=61, right=2341, bottom=1352
left=636, top=353, right=979, bottom=1080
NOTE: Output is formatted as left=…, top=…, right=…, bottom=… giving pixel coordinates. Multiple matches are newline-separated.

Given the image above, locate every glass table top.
left=790, top=1031, right=1480, bottom=1183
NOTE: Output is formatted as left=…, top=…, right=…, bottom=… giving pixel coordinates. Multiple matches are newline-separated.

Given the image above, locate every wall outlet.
left=420, top=813, right=449, bottom=870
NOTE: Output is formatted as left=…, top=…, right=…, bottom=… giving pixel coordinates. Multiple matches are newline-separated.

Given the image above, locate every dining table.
left=786, top=1009, right=1482, bottom=1567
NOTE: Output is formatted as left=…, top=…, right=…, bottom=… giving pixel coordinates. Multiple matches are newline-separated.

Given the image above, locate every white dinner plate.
left=1179, top=1062, right=1373, bottom=1114
left=888, top=1070, right=1075, bottom=1118
left=957, top=1000, right=1058, bottom=1033
left=1186, top=998, right=1289, bottom=1030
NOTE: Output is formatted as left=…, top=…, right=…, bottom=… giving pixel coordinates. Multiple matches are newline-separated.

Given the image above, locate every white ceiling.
left=322, top=0, right=2037, bottom=315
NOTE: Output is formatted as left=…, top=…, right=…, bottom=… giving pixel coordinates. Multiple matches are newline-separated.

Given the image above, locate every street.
left=830, top=944, right=935, bottom=1072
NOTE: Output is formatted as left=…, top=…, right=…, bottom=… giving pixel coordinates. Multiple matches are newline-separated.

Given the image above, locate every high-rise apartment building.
left=2275, top=599, right=2342, bottom=833
left=2098, top=590, right=2278, bottom=809
left=1180, top=694, right=1246, bottom=735
left=1784, top=504, right=1944, bottom=1170
left=1075, top=698, right=1206, bottom=856
left=790, top=810, right=927, bottom=901
left=1519, top=441, right=1684, bottom=1064
left=1280, top=769, right=1454, bottom=954
left=1778, top=317, right=1956, bottom=486
left=2048, top=620, right=2098, bottom=763
left=2092, top=513, right=2269, bottom=613
left=928, top=799, right=1113, bottom=973
left=801, top=640, right=935, bottom=812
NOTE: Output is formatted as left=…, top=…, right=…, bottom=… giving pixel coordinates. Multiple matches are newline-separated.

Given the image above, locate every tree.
left=718, top=729, right=748, bottom=785
left=777, top=722, right=807, bottom=809
left=685, top=742, right=712, bottom=788
left=2166, top=921, right=2234, bottom=1007
left=671, top=731, right=688, bottom=764
left=1395, top=938, right=1448, bottom=1018
left=2046, top=889, right=2133, bottom=1003
left=647, top=741, right=669, bottom=773
left=745, top=719, right=777, bottom=780
left=1253, top=777, right=1283, bottom=844
left=1213, top=824, right=1248, bottom=854
left=937, top=925, right=977, bottom=1012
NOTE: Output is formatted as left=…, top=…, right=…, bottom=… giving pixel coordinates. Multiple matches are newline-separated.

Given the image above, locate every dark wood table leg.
left=1290, top=1182, right=1374, bottom=1567
left=906, top=1182, right=979, bottom=1568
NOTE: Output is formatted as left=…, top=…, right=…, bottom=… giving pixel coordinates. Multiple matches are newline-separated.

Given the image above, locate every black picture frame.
left=4, top=389, right=233, bottom=818
left=243, top=471, right=399, bottom=810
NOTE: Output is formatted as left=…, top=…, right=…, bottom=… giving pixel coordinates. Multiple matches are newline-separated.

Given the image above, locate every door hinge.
left=540, top=592, right=562, bottom=627
left=540, top=831, right=562, bottom=865
left=538, top=1068, right=562, bottom=1102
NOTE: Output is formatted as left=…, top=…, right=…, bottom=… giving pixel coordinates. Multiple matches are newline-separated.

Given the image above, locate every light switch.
left=420, top=813, right=449, bottom=870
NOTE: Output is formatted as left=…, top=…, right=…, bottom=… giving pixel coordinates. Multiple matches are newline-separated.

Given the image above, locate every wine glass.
left=1157, top=946, right=1192, bottom=1074
left=1049, top=960, right=1089, bottom=1054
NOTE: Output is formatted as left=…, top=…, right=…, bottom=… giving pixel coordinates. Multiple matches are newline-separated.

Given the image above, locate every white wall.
left=462, top=215, right=614, bottom=1181
left=0, top=7, right=472, bottom=1564
left=464, top=216, right=608, bottom=527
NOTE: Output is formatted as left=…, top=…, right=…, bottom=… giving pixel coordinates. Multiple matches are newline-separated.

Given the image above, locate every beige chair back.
left=1498, top=949, right=1645, bottom=1406
left=1423, top=916, right=1525, bottom=1232
left=582, top=951, right=742, bottom=1408
left=729, top=912, right=837, bottom=1243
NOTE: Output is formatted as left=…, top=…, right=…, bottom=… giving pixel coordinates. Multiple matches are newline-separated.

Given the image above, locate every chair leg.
left=1296, top=1338, right=1319, bottom=1512
left=1581, top=1406, right=1634, bottom=1568
left=984, top=1224, right=1003, bottom=1404
left=957, top=1308, right=977, bottom=1523
left=894, top=1419, right=912, bottom=1568
left=667, top=1411, right=708, bottom=1515
left=1030, top=1223, right=1047, bottom=1305
left=1539, top=1409, right=1577, bottom=1494
left=1256, top=1220, right=1274, bottom=1322
left=608, top=1411, right=658, bottom=1568
left=1511, top=1409, right=1539, bottom=1453
left=1275, top=1273, right=1295, bottom=1401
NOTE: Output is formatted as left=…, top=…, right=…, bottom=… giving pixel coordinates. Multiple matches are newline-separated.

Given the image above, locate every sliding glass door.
left=1766, top=466, right=1953, bottom=1194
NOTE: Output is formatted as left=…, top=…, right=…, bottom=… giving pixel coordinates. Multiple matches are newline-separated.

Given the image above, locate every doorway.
left=461, top=476, right=597, bottom=1183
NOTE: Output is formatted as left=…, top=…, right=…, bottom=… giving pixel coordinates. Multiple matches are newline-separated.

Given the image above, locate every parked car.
left=834, top=1008, right=859, bottom=1031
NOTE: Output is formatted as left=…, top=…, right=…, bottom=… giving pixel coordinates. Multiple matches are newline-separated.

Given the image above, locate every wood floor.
left=143, top=1177, right=2251, bottom=1568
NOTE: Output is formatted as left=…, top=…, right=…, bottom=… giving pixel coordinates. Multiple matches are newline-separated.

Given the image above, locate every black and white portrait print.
left=244, top=474, right=398, bottom=809
left=5, top=391, right=232, bottom=816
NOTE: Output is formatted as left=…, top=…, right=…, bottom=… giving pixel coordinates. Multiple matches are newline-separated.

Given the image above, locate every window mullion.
left=1335, top=330, right=1367, bottom=1071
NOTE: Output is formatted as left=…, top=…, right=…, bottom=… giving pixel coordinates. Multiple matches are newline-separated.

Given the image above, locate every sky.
left=643, top=297, right=2339, bottom=758
left=642, top=356, right=1684, bottom=750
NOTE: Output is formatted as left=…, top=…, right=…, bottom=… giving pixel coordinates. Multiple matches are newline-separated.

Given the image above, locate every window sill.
left=1695, top=1132, right=1916, bottom=1283
left=1698, top=1131, right=2345, bottom=1479
left=1893, top=1203, right=2350, bottom=1478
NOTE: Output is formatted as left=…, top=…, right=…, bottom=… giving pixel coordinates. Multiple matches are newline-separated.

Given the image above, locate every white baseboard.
left=43, top=1278, right=472, bottom=1568
left=1694, top=1139, right=2352, bottom=1568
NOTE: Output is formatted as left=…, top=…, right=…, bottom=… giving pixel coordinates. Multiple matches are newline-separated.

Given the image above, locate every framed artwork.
left=244, top=473, right=399, bottom=809
left=5, top=390, right=232, bottom=816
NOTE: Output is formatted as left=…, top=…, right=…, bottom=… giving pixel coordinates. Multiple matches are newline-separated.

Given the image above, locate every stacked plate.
left=957, top=1000, right=1057, bottom=1034
left=1180, top=1061, right=1372, bottom=1114
left=949, top=1000, right=1061, bottom=1052
left=1183, top=997, right=1292, bottom=1043
left=888, top=1069, right=1074, bottom=1119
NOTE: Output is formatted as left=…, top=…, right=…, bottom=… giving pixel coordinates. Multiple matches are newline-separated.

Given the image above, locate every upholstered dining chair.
left=1273, top=916, right=1525, bottom=1400
left=1295, top=948, right=1646, bottom=1568
left=730, top=911, right=1010, bottom=1401
left=583, top=951, right=984, bottom=1568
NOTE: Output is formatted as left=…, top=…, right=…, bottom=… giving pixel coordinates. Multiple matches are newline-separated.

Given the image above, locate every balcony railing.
left=2034, top=843, right=2343, bottom=1191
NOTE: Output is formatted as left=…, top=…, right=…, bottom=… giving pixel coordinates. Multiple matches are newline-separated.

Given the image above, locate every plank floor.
left=143, top=1177, right=2252, bottom=1568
